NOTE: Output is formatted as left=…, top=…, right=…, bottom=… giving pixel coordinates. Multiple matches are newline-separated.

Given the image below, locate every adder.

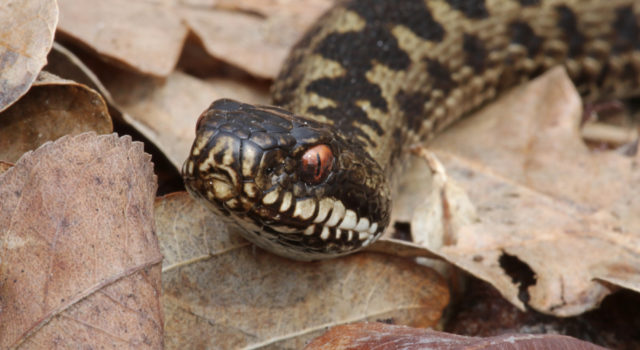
left=182, top=0, right=640, bottom=260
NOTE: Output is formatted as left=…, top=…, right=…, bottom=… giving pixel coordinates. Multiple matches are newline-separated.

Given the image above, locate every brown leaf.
left=411, top=67, right=640, bottom=316
left=0, top=133, right=162, bottom=348
left=0, top=0, right=58, bottom=112
left=305, top=322, right=607, bottom=350
left=57, top=0, right=188, bottom=77
left=182, top=0, right=333, bottom=79
left=45, top=42, right=120, bottom=115
left=0, top=71, right=112, bottom=163
left=0, top=162, right=12, bottom=174
left=102, top=69, right=269, bottom=170
left=156, top=192, right=449, bottom=349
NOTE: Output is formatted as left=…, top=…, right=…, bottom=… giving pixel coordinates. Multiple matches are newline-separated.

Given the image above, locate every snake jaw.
left=183, top=99, right=391, bottom=260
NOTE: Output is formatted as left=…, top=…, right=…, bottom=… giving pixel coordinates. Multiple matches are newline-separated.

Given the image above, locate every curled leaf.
left=0, top=71, right=112, bottom=163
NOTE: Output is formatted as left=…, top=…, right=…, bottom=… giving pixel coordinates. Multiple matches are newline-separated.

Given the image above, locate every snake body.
left=183, top=0, right=640, bottom=260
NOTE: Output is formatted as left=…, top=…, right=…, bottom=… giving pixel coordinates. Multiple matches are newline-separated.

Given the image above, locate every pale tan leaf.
left=0, top=71, right=112, bottom=163
left=182, top=0, right=333, bottom=79
left=57, top=0, right=188, bottom=77
left=305, top=322, right=607, bottom=350
left=156, top=192, right=449, bottom=349
left=0, top=133, right=162, bottom=348
left=0, top=0, right=58, bottom=112
left=411, top=67, right=640, bottom=316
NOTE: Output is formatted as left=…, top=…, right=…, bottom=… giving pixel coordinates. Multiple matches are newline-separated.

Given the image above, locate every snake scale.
left=183, top=0, right=640, bottom=260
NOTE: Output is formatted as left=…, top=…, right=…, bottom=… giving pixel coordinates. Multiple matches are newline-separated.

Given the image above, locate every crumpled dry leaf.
left=0, top=161, right=12, bottom=174
left=0, top=71, right=112, bottom=163
left=156, top=192, right=449, bottom=349
left=56, top=0, right=331, bottom=79
left=182, top=0, right=333, bottom=79
left=0, top=0, right=58, bottom=112
left=411, top=67, right=640, bottom=316
left=305, top=322, right=607, bottom=350
left=102, top=67, right=269, bottom=170
left=0, top=133, right=162, bottom=348
left=57, top=0, right=189, bottom=77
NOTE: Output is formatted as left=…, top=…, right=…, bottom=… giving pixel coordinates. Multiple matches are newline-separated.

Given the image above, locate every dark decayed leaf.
left=305, top=322, right=607, bottom=350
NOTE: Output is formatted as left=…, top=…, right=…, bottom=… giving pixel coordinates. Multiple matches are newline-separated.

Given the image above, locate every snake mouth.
left=257, top=192, right=381, bottom=245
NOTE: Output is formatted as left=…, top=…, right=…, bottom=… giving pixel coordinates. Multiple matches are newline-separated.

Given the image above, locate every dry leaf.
left=0, top=133, right=162, bottom=348
left=57, top=0, right=188, bottom=77
left=45, top=42, right=120, bottom=116
left=156, top=192, right=449, bottom=349
left=411, top=67, right=640, bottom=316
left=0, top=0, right=58, bottom=112
left=0, top=71, right=112, bottom=163
left=182, top=0, right=333, bottom=78
left=56, top=0, right=330, bottom=79
left=305, top=322, right=607, bottom=350
left=0, top=161, right=12, bottom=174
left=102, top=68, right=269, bottom=170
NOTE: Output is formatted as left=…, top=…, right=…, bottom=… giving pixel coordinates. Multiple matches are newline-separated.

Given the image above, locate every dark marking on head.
left=509, top=20, right=543, bottom=56
left=612, top=6, right=639, bottom=53
left=555, top=5, right=585, bottom=57
left=463, top=34, right=488, bottom=72
left=445, top=0, right=489, bottom=19
left=518, top=0, right=540, bottom=6
left=425, top=59, right=456, bottom=95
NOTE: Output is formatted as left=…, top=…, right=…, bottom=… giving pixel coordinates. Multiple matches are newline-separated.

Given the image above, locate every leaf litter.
left=407, top=67, right=640, bottom=316
left=2, top=0, right=640, bottom=348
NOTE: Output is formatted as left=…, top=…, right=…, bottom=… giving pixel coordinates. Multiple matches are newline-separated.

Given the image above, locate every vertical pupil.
left=315, top=153, right=321, bottom=177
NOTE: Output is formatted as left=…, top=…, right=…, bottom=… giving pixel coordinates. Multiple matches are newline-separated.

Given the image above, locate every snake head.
left=182, top=99, right=390, bottom=260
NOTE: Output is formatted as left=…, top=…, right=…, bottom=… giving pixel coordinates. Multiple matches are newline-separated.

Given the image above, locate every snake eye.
left=300, top=144, right=333, bottom=184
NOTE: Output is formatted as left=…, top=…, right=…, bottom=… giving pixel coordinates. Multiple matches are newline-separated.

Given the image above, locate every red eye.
left=300, top=144, right=333, bottom=184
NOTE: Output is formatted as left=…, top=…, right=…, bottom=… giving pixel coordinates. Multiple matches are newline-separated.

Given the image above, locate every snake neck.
left=273, top=0, right=640, bottom=173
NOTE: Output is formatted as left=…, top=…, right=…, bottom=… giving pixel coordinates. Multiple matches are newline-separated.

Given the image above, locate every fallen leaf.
left=0, top=0, right=58, bottom=112
left=57, top=0, right=188, bottom=77
left=305, top=322, right=607, bottom=350
left=182, top=0, right=333, bottom=79
left=411, top=67, right=640, bottom=316
left=45, top=42, right=121, bottom=117
left=0, top=162, right=12, bottom=174
left=0, top=133, right=162, bottom=348
left=156, top=192, right=449, bottom=349
left=55, top=0, right=331, bottom=80
left=0, top=71, right=112, bottom=163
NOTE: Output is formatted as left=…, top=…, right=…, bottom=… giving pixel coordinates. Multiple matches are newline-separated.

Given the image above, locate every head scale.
left=182, top=99, right=390, bottom=260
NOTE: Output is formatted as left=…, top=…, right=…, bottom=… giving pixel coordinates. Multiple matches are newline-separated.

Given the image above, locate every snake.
left=182, top=0, right=640, bottom=260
